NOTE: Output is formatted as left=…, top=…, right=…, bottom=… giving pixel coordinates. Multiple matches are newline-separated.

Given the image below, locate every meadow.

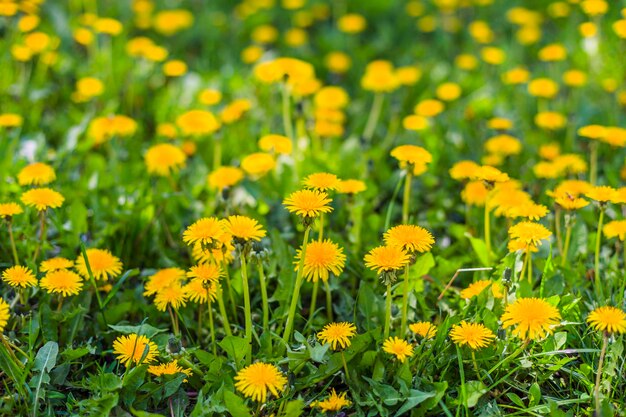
left=1, top=0, right=626, bottom=416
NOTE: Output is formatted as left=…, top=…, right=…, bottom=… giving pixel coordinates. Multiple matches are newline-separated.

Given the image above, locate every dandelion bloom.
left=471, top=165, right=510, bottom=184
left=384, top=225, right=435, bottom=253
left=390, top=145, right=432, bottom=175
left=234, top=362, right=287, bottom=403
left=361, top=60, right=399, bottom=93
left=207, top=166, right=244, bottom=190
left=0, top=202, right=23, bottom=218
left=154, top=284, right=188, bottom=311
left=148, top=360, right=192, bottom=378
left=75, top=248, right=123, bottom=281
left=184, top=279, right=219, bottom=304
left=295, top=240, right=346, bottom=282
left=143, top=268, right=186, bottom=297
left=112, top=333, right=158, bottom=367
left=258, top=134, right=292, bottom=155
left=2, top=265, right=37, bottom=288
left=283, top=189, right=333, bottom=218
left=462, top=181, right=490, bottom=207
left=20, top=188, right=64, bottom=211
left=409, top=321, right=437, bottom=339
left=0, top=298, right=9, bottom=333
left=304, top=172, right=341, bottom=191
left=449, top=321, right=496, bottom=349
left=587, top=306, right=626, bottom=334
left=460, top=280, right=491, bottom=299
left=241, top=152, right=276, bottom=177
left=176, top=110, right=221, bottom=136
left=40, top=269, right=83, bottom=297
left=508, top=221, right=552, bottom=248
left=317, top=322, right=357, bottom=350
left=501, top=298, right=561, bottom=340
left=364, top=245, right=410, bottom=274
left=484, top=135, right=522, bottom=157
left=145, top=143, right=187, bottom=176
left=604, top=220, right=626, bottom=241
left=222, top=215, right=266, bottom=242
left=336, top=179, right=366, bottom=195
left=183, top=217, right=225, bottom=247
left=382, top=337, right=414, bottom=363
left=585, top=185, right=617, bottom=203
left=506, top=202, right=549, bottom=220
left=312, top=389, right=352, bottom=412
left=17, top=162, right=56, bottom=186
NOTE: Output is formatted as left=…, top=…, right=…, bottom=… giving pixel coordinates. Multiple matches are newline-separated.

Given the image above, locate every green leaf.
left=219, top=336, right=248, bottom=367
left=464, top=380, right=487, bottom=408
left=61, top=345, right=94, bottom=361
left=282, top=399, right=305, bottom=417
left=163, top=374, right=187, bottom=398
left=32, top=341, right=59, bottom=417
left=108, top=323, right=167, bottom=339
left=102, top=268, right=140, bottom=308
left=466, top=234, right=489, bottom=267
left=528, top=382, right=541, bottom=407
left=130, top=408, right=165, bottom=417
left=0, top=342, right=28, bottom=398
left=506, top=393, right=525, bottom=408
left=394, top=389, right=436, bottom=416
left=411, top=252, right=435, bottom=282
left=223, top=390, right=252, bottom=417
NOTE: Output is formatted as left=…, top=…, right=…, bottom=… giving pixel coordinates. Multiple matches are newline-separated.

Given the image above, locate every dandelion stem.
left=561, top=216, right=573, bottom=267
left=208, top=301, right=217, bottom=356
left=216, top=285, right=232, bottom=337
left=7, top=220, right=19, bottom=265
left=223, top=265, right=237, bottom=321
left=324, top=280, right=333, bottom=322
left=589, top=141, right=598, bottom=185
left=239, top=253, right=253, bottom=366
left=519, top=249, right=530, bottom=282
left=455, top=346, right=469, bottom=417
left=402, top=171, right=412, bottom=224
left=484, top=206, right=491, bottom=264
left=282, top=84, right=294, bottom=140
left=168, top=306, right=180, bottom=336
left=32, top=211, right=46, bottom=264
left=527, top=250, right=533, bottom=283
left=213, top=137, right=222, bottom=170
left=384, top=282, right=392, bottom=339
left=400, top=264, right=410, bottom=336
left=283, top=226, right=311, bottom=344
left=309, top=280, right=318, bottom=324
left=471, top=351, right=484, bottom=383
left=363, top=93, right=384, bottom=141
left=594, top=207, right=605, bottom=299
left=554, top=208, right=564, bottom=256
left=318, top=213, right=324, bottom=241
left=340, top=350, right=350, bottom=382
left=593, top=333, right=608, bottom=413
left=620, top=243, right=626, bottom=307
left=257, top=261, right=269, bottom=332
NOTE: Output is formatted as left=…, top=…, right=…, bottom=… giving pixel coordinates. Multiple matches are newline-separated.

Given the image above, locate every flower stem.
left=484, top=206, right=491, bottom=264
left=593, top=334, right=608, bottom=413
left=257, top=261, right=269, bottom=332
left=32, top=211, right=46, bottom=264
left=240, top=253, right=253, bottom=366
left=168, top=306, right=180, bottom=336
left=341, top=350, right=350, bottom=382
left=620, top=243, right=626, bottom=307
left=384, top=283, right=392, bottom=339
left=527, top=250, right=533, bottom=283
left=402, top=171, right=412, bottom=224
left=400, top=264, right=410, bottom=336
left=455, top=346, right=469, bottom=416
left=554, top=208, right=564, bottom=256
left=318, top=213, right=325, bottom=241
left=590, top=141, right=598, bottom=185
left=208, top=301, right=217, bottom=356
left=471, top=351, right=484, bottom=383
left=363, top=93, right=384, bottom=141
left=213, top=137, right=222, bottom=170
left=324, top=280, right=333, bottom=322
left=561, top=218, right=573, bottom=267
left=8, top=220, right=19, bottom=265
left=223, top=265, right=237, bottom=322
left=282, top=84, right=294, bottom=140
left=594, top=208, right=605, bottom=298
left=216, top=285, right=232, bottom=337
left=309, top=279, right=319, bottom=323
left=282, top=226, right=311, bottom=344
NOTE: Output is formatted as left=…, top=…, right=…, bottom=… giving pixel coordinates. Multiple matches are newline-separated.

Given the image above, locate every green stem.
left=240, top=253, right=252, bottom=366
left=400, top=264, right=410, bottom=336
left=216, top=285, right=232, bottom=336
left=620, top=243, right=626, bottom=307
left=324, top=280, right=333, bottom=322
left=484, top=206, right=491, bottom=264
left=471, top=351, right=484, bottom=383
left=213, top=137, right=222, bottom=170
left=593, top=334, right=608, bottom=413
left=32, top=211, right=46, bottom=264
left=7, top=221, right=19, bottom=265
left=519, top=249, right=530, bottom=282
left=554, top=208, right=564, bottom=256
left=309, top=280, right=319, bottom=323
left=282, top=226, right=311, bottom=344
left=590, top=141, right=598, bottom=185
left=318, top=213, right=325, bottom=241
left=384, top=283, right=392, bottom=339
left=341, top=350, right=350, bottom=382
left=257, top=261, right=269, bottom=332
left=282, top=84, right=294, bottom=140
left=363, top=93, right=384, bottom=141
left=594, top=208, right=605, bottom=298
left=561, top=220, right=573, bottom=267
left=168, top=306, right=180, bottom=336
left=197, top=302, right=203, bottom=340
left=402, top=171, right=412, bottom=224
left=208, top=300, right=216, bottom=356
left=223, top=265, right=237, bottom=322
left=456, top=346, right=469, bottom=417
left=527, top=250, right=533, bottom=283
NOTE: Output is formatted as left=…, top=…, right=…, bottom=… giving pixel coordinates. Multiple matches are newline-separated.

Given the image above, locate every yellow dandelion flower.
left=175, top=109, right=221, bottom=136
left=0, top=298, right=9, bottom=333
left=2, top=265, right=37, bottom=288
left=409, top=321, right=437, bottom=339
left=148, top=360, right=192, bottom=378
left=40, top=269, right=83, bottom=297
left=154, top=284, right=188, bottom=312
left=241, top=152, right=276, bottom=177
left=471, top=165, right=510, bottom=184
left=145, top=143, right=187, bottom=176
left=20, top=188, right=64, bottom=211
left=259, top=134, right=293, bottom=155
left=484, top=134, right=522, bottom=156
left=450, top=161, right=481, bottom=181
left=207, top=166, right=244, bottom=190
left=283, top=189, right=333, bottom=218
left=184, top=279, right=219, bottom=304
left=384, top=224, right=435, bottom=253
left=462, top=181, right=490, bottom=207
left=0, top=202, right=23, bottom=218
left=112, top=333, right=158, bottom=367
left=382, top=337, right=414, bottom=363
left=75, top=248, right=123, bottom=281
left=460, top=280, right=491, bottom=299
left=587, top=306, right=626, bottom=334
left=143, top=268, right=186, bottom=297
left=585, top=185, right=616, bottom=203
left=312, top=389, right=352, bottom=412
left=317, top=322, right=356, bottom=350
left=508, top=221, right=552, bottom=248
left=40, top=257, right=74, bottom=272
left=304, top=172, right=341, bottom=191
left=295, top=240, right=346, bottom=282
left=501, top=298, right=561, bottom=340
left=554, top=195, right=589, bottom=211
left=17, top=162, right=56, bottom=186
left=364, top=245, right=410, bottom=274
left=183, top=217, right=224, bottom=247
left=187, top=263, right=222, bottom=282
left=336, top=179, right=366, bottom=195
left=604, top=220, right=626, bottom=241
left=390, top=145, right=432, bottom=175
left=222, top=215, right=266, bottom=242
left=506, top=202, right=549, bottom=220
left=234, top=362, right=287, bottom=403
left=449, top=321, right=495, bottom=349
